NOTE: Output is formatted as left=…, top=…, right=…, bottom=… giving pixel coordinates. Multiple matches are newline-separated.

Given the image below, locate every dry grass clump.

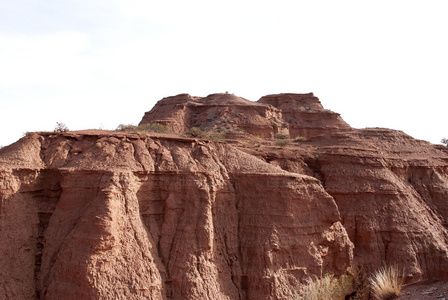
left=369, top=265, right=403, bottom=299
left=297, top=274, right=352, bottom=300
left=294, top=136, right=307, bottom=142
left=296, top=268, right=368, bottom=300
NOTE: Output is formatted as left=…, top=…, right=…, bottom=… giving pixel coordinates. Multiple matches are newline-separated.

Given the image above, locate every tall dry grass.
left=297, top=273, right=352, bottom=300
left=369, top=265, right=403, bottom=299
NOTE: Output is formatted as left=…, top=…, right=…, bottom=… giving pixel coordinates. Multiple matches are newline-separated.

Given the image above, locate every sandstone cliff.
left=139, top=93, right=350, bottom=139
left=1, top=93, right=448, bottom=299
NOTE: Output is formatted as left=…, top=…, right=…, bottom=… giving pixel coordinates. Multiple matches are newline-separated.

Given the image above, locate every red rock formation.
left=247, top=128, right=448, bottom=283
left=140, top=93, right=287, bottom=138
left=307, top=129, right=448, bottom=282
left=257, top=93, right=351, bottom=138
left=140, top=93, right=351, bottom=139
left=0, top=130, right=353, bottom=299
left=1, top=92, right=448, bottom=299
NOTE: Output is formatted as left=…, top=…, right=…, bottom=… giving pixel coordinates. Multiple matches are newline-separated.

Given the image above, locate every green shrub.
left=369, top=265, right=403, bottom=300
left=185, top=127, right=207, bottom=138
left=274, top=133, right=290, bottom=139
left=116, top=123, right=169, bottom=133
left=207, top=130, right=225, bottom=142
left=184, top=127, right=226, bottom=141
left=116, top=124, right=137, bottom=131
left=275, top=139, right=291, bottom=148
left=136, top=123, right=168, bottom=133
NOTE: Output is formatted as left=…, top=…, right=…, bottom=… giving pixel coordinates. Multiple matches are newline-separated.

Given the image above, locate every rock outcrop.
left=139, top=93, right=350, bottom=139
left=258, top=93, right=351, bottom=138
left=250, top=128, right=448, bottom=282
left=0, top=130, right=353, bottom=300
left=1, top=92, right=448, bottom=299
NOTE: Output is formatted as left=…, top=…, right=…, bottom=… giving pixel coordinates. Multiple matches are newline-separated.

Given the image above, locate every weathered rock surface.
left=139, top=93, right=286, bottom=138
left=139, top=92, right=350, bottom=139
left=0, top=130, right=353, bottom=299
left=258, top=93, right=351, bottom=138
left=250, top=128, right=448, bottom=283
left=1, top=92, right=448, bottom=299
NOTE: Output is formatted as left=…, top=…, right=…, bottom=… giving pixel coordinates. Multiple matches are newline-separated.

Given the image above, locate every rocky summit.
left=1, top=93, right=448, bottom=299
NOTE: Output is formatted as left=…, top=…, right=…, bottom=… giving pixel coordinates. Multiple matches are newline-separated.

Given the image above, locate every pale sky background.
left=1, top=0, right=447, bottom=147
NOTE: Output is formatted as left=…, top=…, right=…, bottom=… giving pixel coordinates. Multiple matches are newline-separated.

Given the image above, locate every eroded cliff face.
left=309, top=129, right=448, bottom=281
left=248, top=128, right=448, bottom=283
left=1, top=92, right=448, bottom=300
left=139, top=93, right=350, bottom=139
left=0, top=131, right=353, bottom=299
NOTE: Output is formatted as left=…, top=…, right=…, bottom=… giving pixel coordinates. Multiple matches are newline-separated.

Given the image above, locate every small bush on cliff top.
left=185, top=126, right=207, bottom=138
left=116, top=123, right=169, bottom=133
left=137, top=123, right=169, bottom=133
left=54, top=122, right=69, bottom=132
left=441, top=138, right=448, bottom=146
left=184, top=127, right=225, bottom=141
left=369, top=265, right=403, bottom=300
left=116, top=124, right=137, bottom=131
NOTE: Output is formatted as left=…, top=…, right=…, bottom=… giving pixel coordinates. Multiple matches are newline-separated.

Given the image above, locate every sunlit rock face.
left=1, top=92, right=448, bottom=299
left=139, top=92, right=351, bottom=139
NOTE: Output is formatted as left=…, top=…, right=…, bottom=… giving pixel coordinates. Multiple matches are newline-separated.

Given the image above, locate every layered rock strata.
left=139, top=93, right=351, bottom=139
left=0, top=131, right=353, bottom=299
left=2, top=92, right=448, bottom=299
left=258, top=93, right=351, bottom=138
left=248, top=128, right=448, bottom=282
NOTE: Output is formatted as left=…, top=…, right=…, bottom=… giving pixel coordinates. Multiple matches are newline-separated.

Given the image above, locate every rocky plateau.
left=1, top=93, right=448, bottom=299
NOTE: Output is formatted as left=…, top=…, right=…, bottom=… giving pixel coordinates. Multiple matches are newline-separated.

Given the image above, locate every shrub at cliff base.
left=297, top=274, right=352, bottom=300
left=297, top=268, right=368, bottom=300
left=369, top=265, right=403, bottom=300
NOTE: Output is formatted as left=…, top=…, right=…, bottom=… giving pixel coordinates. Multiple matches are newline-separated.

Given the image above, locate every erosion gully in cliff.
left=0, top=93, right=448, bottom=299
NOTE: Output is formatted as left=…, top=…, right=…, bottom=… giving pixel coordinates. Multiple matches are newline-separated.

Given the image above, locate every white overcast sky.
left=1, top=0, right=447, bottom=147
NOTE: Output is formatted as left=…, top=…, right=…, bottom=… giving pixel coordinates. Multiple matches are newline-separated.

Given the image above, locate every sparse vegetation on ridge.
left=184, top=126, right=207, bottom=138
left=116, top=123, right=169, bottom=133
left=441, top=138, right=448, bottom=146
left=184, top=126, right=225, bottom=141
left=54, top=122, right=69, bottom=132
left=116, top=124, right=137, bottom=131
